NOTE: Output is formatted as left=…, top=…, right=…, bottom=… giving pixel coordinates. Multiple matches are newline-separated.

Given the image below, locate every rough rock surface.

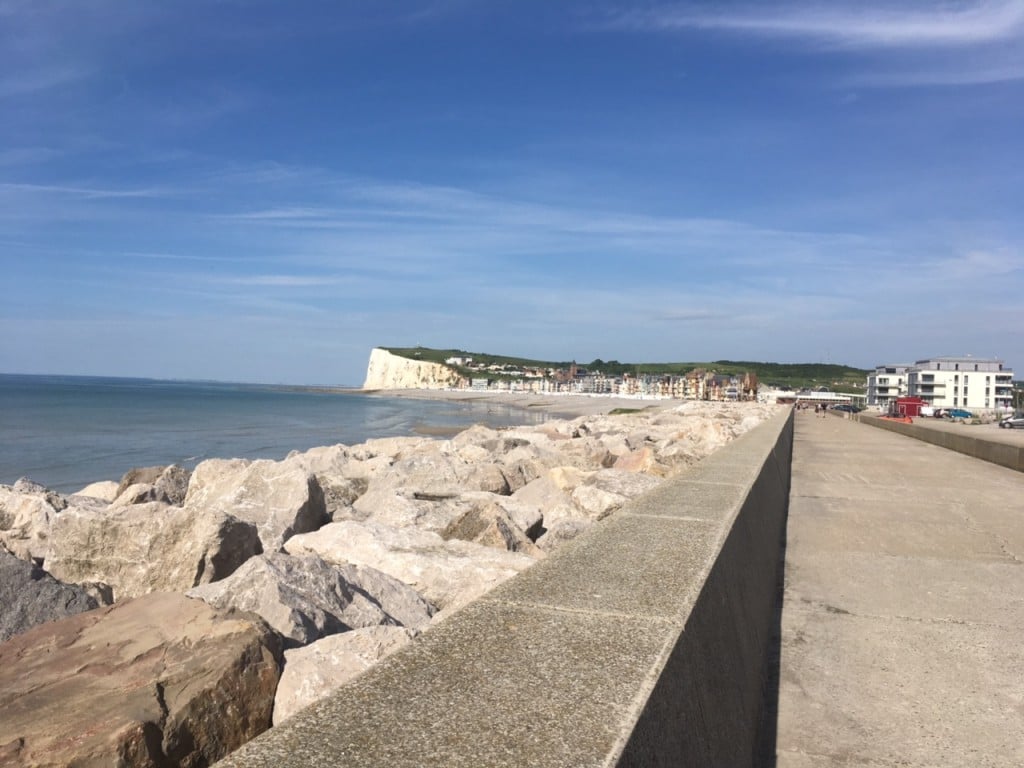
left=362, top=347, right=461, bottom=390
left=272, top=626, right=419, bottom=726
left=441, top=502, right=543, bottom=556
left=46, top=501, right=262, bottom=601
left=284, top=519, right=535, bottom=613
left=74, top=480, right=120, bottom=502
left=116, top=465, right=166, bottom=495
left=187, top=552, right=433, bottom=648
left=285, top=444, right=369, bottom=519
left=0, top=591, right=282, bottom=768
left=0, top=479, right=66, bottom=564
left=184, top=458, right=327, bottom=551
left=0, top=548, right=98, bottom=642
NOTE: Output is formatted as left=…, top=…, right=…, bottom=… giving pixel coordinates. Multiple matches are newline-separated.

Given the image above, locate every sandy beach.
left=360, top=388, right=682, bottom=420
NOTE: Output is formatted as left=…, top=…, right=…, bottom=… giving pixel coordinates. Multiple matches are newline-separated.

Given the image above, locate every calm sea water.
left=0, top=374, right=552, bottom=493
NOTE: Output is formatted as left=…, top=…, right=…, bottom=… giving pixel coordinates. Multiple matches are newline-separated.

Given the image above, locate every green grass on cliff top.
left=382, top=347, right=869, bottom=390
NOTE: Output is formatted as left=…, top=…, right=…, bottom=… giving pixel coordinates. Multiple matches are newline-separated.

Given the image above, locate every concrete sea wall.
left=857, top=414, right=1024, bottom=473
left=217, top=408, right=794, bottom=767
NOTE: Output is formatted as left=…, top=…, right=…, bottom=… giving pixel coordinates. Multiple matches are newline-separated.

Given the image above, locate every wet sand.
left=359, top=388, right=679, bottom=420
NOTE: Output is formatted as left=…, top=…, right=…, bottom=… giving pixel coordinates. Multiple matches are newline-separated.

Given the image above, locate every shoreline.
left=357, top=387, right=683, bottom=420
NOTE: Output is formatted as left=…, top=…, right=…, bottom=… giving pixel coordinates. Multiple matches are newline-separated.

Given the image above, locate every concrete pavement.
left=773, top=409, right=1024, bottom=766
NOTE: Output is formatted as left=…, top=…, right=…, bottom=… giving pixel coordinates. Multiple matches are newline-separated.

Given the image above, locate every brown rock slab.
left=0, top=591, right=282, bottom=767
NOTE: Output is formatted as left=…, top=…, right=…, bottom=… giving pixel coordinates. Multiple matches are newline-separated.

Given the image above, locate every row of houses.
left=866, top=356, right=1015, bottom=413
left=462, top=366, right=760, bottom=401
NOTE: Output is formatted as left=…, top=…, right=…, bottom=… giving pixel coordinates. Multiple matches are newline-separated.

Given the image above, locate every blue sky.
left=2, top=1, right=1022, bottom=385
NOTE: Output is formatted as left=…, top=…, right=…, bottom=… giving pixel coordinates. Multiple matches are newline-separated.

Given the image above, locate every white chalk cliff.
left=362, top=348, right=461, bottom=390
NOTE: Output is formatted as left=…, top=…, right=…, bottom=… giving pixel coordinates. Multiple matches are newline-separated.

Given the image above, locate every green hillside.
left=382, top=347, right=868, bottom=391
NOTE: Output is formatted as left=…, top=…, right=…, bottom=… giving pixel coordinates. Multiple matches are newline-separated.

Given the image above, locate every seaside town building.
left=906, top=357, right=1014, bottom=412
left=867, top=357, right=1015, bottom=413
left=866, top=365, right=910, bottom=410
left=460, top=365, right=760, bottom=402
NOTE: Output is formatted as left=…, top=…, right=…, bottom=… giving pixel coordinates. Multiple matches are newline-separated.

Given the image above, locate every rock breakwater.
left=0, top=399, right=777, bottom=766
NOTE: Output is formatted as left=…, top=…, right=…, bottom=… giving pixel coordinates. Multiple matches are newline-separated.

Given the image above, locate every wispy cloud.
left=221, top=274, right=349, bottom=288
left=610, top=1, right=1024, bottom=87
left=0, top=181, right=171, bottom=200
left=0, top=65, right=90, bottom=97
left=615, top=1, right=1024, bottom=49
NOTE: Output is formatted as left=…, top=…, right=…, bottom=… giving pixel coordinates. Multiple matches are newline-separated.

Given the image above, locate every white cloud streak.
left=618, top=1, right=1024, bottom=49
left=0, top=65, right=90, bottom=97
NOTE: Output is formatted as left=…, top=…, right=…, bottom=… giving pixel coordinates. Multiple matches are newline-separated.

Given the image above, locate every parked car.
left=947, top=408, right=973, bottom=419
left=830, top=404, right=860, bottom=413
left=999, top=412, right=1024, bottom=429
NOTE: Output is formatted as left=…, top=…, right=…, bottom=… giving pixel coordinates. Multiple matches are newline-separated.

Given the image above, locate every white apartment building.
left=866, top=364, right=910, bottom=409
left=907, top=357, right=1015, bottom=412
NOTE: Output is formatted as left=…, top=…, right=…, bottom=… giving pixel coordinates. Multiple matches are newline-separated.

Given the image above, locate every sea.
left=0, top=374, right=554, bottom=494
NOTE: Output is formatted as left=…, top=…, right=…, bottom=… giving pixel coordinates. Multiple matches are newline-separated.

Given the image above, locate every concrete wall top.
left=217, top=408, right=795, bottom=768
left=857, top=414, right=1024, bottom=473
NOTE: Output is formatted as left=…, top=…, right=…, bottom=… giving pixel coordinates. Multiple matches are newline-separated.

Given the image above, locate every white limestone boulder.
left=74, top=480, right=120, bottom=502
left=586, top=468, right=662, bottom=499
left=285, top=445, right=371, bottom=519
left=366, top=445, right=511, bottom=498
left=116, top=465, right=192, bottom=506
left=284, top=519, right=536, bottom=613
left=46, top=500, right=261, bottom=601
left=0, top=479, right=66, bottom=564
left=441, top=501, right=544, bottom=556
left=187, top=552, right=433, bottom=648
left=184, top=457, right=327, bottom=551
left=272, top=626, right=419, bottom=726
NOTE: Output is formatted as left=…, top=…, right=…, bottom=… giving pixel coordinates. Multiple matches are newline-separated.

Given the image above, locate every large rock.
left=0, top=479, right=66, bottom=564
left=0, top=549, right=98, bottom=642
left=510, top=468, right=586, bottom=527
left=284, top=519, right=536, bottom=613
left=46, top=501, right=262, bottom=601
left=187, top=553, right=433, bottom=648
left=441, top=502, right=543, bottom=556
left=184, top=457, right=327, bottom=551
left=365, top=446, right=511, bottom=498
left=74, top=480, right=120, bottom=502
left=0, top=591, right=282, bottom=768
left=285, top=445, right=369, bottom=519
left=273, top=626, right=419, bottom=726
left=111, top=466, right=193, bottom=508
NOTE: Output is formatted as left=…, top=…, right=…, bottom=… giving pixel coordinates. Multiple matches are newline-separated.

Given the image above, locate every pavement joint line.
left=478, top=597, right=685, bottom=627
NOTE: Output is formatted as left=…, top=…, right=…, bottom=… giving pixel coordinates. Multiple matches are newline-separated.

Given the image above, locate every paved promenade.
left=774, top=410, right=1024, bottom=766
